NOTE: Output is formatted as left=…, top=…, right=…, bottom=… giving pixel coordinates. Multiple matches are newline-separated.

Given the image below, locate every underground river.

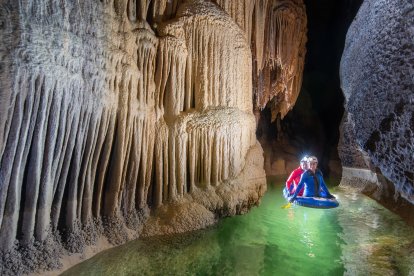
left=62, top=178, right=414, bottom=275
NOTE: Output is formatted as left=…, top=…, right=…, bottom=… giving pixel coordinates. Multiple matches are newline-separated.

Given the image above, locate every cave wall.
left=340, top=0, right=414, bottom=205
left=0, top=0, right=306, bottom=274
left=211, top=0, right=307, bottom=120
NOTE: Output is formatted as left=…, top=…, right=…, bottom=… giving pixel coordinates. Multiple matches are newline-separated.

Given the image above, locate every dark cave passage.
left=257, top=0, right=363, bottom=177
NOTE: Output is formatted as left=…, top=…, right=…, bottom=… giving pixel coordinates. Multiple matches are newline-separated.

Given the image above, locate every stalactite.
left=0, top=0, right=124, bottom=250
left=253, top=0, right=270, bottom=74
left=104, top=68, right=139, bottom=218
left=122, top=27, right=158, bottom=215
left=155, top=36, right=188, bottom=119
left=36, top=79, right=73, bottom=242
left=78, top=108, right=105, bottom=225
left=211, top=0, right=306, bottom=118
left=212, top=0, right=256, bottom=44
left=65, top=103, right=89, bottom=233
left=0, top=0, right=310, bottom=273
left=92, top=110, right=116, bottom=219
left=0, top=70, right=40, bottom=249
left=0, top=4, right=18, bottom=168
left=50, top=97, right=86, bottom=233
left=148, top=0, right=184, bottom=23
left=186, top=109, right=257, bottom=188
left=149, top=0, right=257, bottom=208
left=178, top=0, right=253, bottom=112
left=256, top=0, right=307, bottom=118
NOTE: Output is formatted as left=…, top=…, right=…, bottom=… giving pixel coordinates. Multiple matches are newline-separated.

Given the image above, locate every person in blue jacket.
left=289, top=156, right=335, bottom=202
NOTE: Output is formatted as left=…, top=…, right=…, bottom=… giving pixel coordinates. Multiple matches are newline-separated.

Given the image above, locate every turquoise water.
left=62, top=179, right=414, bottom=275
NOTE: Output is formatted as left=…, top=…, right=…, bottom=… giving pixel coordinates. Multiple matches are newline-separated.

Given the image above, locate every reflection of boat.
left=283, top=187, right=339, bottom=209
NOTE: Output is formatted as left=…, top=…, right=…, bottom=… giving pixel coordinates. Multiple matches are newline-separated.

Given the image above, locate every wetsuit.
left=285, top=167, right=304, bottom=196
left=290, top=169, right=333, bottom=201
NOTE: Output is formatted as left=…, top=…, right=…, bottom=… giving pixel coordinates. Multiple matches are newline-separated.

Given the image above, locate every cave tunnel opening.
left=257, top=0, right=363, bottom=177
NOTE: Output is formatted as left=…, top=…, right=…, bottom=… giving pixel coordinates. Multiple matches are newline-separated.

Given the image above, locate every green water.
left=62, top=179, right=414, bottom=275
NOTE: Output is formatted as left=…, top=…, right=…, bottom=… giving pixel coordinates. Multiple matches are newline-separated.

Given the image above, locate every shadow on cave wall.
left=257, top=0, right=363, bottom=178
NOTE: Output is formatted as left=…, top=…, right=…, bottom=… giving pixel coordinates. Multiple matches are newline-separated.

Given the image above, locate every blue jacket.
left=290, top=169, right=332, bottom=200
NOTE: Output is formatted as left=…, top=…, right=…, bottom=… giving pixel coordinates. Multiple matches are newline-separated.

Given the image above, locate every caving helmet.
left=307, top=156, right=318, bottom=164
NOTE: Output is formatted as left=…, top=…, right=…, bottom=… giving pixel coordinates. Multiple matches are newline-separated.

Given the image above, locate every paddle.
left=281, top=202, right=292, bottom=209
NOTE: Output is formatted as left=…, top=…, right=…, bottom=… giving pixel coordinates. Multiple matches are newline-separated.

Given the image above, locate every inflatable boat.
left=283, top=187, right=339, bottom=209
left=291, top=196, right=339, bottom=209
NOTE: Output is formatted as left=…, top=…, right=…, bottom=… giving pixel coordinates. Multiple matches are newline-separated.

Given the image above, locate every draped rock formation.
left=213, top=0, right=307, bottom=120
left=0, top=0, right=306, bottom=274
left=339, top=0, right=414, bottom=206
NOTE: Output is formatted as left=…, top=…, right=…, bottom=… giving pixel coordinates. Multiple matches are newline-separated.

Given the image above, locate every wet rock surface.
left=0, top=0, right=306, bottom=274
left=340, top=0, right=414, bottom=204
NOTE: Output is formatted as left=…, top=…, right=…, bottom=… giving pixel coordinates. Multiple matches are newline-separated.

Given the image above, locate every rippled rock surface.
left=0, top=0, right=307, bottom=274
left=339, top=0, right=414, bottom=204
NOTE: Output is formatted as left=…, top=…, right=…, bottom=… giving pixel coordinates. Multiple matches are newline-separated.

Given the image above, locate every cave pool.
left=62, top=177, right=414, bottom=275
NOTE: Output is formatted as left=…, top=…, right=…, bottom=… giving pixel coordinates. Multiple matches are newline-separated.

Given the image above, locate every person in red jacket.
left=284, top=156, right=309, bottom=197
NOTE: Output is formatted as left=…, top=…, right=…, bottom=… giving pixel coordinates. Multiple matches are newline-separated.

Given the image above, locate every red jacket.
left=286, top=166, right=304, bottom=196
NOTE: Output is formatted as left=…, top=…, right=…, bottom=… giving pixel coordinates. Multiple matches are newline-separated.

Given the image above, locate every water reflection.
left=62, top=180, right=414, bottom=276
left=336, top=187, right=414, bottom=275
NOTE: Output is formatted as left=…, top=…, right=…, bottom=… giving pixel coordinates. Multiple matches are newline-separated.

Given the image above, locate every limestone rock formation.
left=213, top=0, right=307, bottom=120
left=0, top=0, right=306, bottom=274
left=339, top=0, right=414, bottom=205
left=212, top=0, right=308, bottom=178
